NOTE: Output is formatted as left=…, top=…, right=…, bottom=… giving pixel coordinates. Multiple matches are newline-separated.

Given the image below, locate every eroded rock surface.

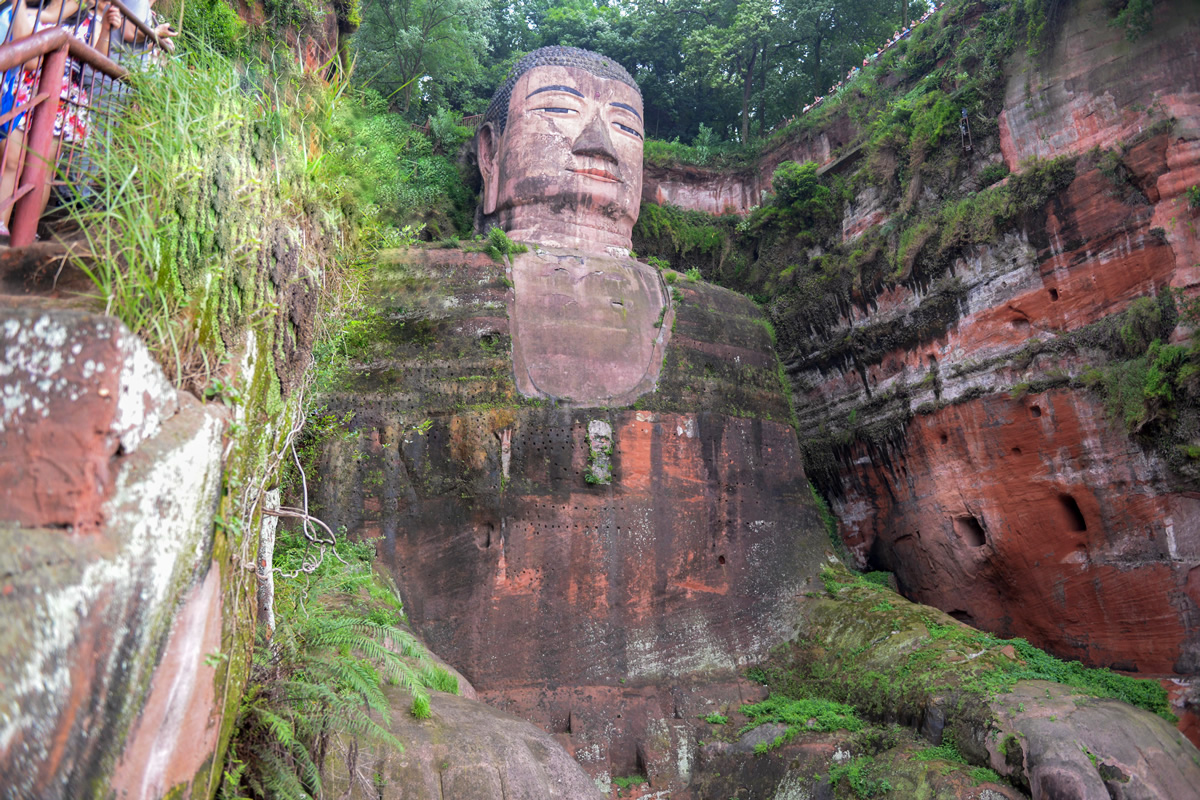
left=313, top=246, right=824, bottom=789
left=325, top=689, right=603, bottom=800
left=645, top=0, right=1200, bottom=701
left=986, top=682, right=1199, bottom=800
left=1, top=305, right=179, bottom=529
left=0, top=305, right=227, bottom=799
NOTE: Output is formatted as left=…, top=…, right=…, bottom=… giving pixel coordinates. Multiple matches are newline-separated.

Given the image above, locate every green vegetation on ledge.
left=758, top=565, right=1173, bottom=726
left=221, top=526, right=456, bottom=798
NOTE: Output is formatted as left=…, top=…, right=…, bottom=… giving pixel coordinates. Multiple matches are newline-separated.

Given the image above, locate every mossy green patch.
left=763, top=564, right=1173, bottom=731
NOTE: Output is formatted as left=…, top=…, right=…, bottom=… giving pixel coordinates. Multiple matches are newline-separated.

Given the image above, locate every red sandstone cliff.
left=825, top=0, right=1200, bottom=677
left=636, top=0, right=1200, bottom=731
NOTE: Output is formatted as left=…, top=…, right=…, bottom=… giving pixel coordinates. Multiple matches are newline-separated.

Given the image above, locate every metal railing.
left=0, top=0, right=164, bottom=247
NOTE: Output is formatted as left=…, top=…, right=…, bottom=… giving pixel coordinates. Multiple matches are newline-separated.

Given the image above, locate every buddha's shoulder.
left=637, top=277, right=792, bottom=423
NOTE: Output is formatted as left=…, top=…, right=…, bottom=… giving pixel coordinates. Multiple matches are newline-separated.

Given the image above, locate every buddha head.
left=476, top=46, right=645, bottom=253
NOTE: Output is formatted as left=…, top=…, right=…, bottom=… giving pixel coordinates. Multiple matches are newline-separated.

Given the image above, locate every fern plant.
left=222, top=527, right=456, bottom=799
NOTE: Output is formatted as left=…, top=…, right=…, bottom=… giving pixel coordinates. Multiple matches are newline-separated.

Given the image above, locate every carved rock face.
left=478, top=58, right=664, bottom=405
left=481, top=65, right=645, bottom=253
left=509, top=248, right=670, bottom=405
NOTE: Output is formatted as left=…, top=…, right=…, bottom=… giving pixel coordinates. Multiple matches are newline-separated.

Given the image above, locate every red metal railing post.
left=10, top=44, right=67, bottom=246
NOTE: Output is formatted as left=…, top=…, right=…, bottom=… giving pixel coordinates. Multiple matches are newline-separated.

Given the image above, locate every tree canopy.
left=351, top=0, right=927, bottom=144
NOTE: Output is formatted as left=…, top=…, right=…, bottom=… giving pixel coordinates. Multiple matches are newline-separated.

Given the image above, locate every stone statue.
left=475, top=46, right=672, bottom=406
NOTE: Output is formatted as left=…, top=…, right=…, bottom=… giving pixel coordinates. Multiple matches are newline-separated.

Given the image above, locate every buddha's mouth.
left=569, top=167, right=621, bottom=183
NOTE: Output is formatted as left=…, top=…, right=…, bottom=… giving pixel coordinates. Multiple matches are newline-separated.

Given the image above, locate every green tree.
left=353, top=0, right=489, bottom=115
left=683, top=0, right=773, bottom=144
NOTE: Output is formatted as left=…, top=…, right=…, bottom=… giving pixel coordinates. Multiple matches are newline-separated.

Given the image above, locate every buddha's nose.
left=571, top=114, right=619, bottom=164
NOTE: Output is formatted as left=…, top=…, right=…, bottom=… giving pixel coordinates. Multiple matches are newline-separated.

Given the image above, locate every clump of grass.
left=485, top=226, right=528, bottom=262
left=913, top=742, right=966, bottom=763
left=69, top=42, right=298, bottom=389
left=827, top=755, right=892, bottom=798
left=741, top=694, right=863, bottom=754
left=612, top=774, right=648, bottom=790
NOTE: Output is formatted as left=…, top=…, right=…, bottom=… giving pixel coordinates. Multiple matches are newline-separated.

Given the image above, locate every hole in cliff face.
left=948, top=609, right=976, bottom=625
left=1030, top=405, right=1042, bottom=418
left=718, top=554, right=726, bottom=565
left=928, top=354, right=938, bottom=367
left=1057, top=494, right=1088, bottom=532
left=1048, top=288, right=1059, bottom=301
left=953, top=515, right=987, bottom=547
left=939, top=432, right=949, bottom=444
left=474, top=522, right=495, bottom=549
left=1011, top=317, right=1030, bottom=332
left=1011, top=446, right=1022, bottom=455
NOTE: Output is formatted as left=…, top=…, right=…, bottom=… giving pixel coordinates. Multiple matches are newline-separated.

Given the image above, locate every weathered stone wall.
left=808, top=0, right=1200, bottom=678
left=0, top=304, right=226, bottom=798
left=0, top=52, right=337, bottom=796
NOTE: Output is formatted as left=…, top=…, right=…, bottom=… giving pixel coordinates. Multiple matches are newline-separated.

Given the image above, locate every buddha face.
left=478, top=65, right=645, bottom=251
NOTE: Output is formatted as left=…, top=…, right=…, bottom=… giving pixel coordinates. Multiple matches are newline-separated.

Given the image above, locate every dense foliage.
left=222, top=526, right=457, bottom=798
left=349, top=0, right=928, bottom=143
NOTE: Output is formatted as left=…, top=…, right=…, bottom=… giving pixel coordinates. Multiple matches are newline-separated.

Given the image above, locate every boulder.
left=325, top=690, right=603, bottom=800
left=986, top=681, right=1200, bottom=800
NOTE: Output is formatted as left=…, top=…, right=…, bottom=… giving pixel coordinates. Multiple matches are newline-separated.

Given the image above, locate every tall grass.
left=64, top=40, right=441, bottom=389
left=67, top=43, right=337, bottom=388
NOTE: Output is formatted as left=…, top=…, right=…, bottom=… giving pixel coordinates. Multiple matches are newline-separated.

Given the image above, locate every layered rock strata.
left=639, top=0, right=1200, bottom=710
left=809, top=2, right=1200, bottom=682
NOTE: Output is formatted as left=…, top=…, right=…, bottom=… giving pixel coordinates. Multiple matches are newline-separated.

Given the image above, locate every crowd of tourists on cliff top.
left=794, top=2, right=945, bottom=122
left=0, top=0, right=177, bottom=240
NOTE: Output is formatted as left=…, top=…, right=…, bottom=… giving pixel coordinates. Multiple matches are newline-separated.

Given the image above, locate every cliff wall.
left=0, top=61, right=337, bottom=796
left=634, top=0, right=1200, bottom=722
left=309, top=247, right=832, bottom=792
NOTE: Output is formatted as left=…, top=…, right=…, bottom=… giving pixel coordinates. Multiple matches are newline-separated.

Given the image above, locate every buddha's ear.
left=477, top=122, right=501, bottom=216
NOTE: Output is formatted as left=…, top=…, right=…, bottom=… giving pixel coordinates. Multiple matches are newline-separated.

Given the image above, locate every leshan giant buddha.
left=475, top=46, right=673, bottom=406
left=319, top=45, right=821, bottom=791
left=314, top=45, right=1200, bottom=799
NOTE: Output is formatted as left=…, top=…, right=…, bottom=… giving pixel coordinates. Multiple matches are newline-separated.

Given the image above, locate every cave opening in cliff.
left=1057, top=494, right=1088, bottom=532
left=953, top=514, right=987, bottom=547
left=948, top=609, right=976, bottom=625
left=1048, top=288, right=1059, bottom=301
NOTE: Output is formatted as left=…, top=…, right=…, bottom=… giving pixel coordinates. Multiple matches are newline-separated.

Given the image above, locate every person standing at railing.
left=0, top=0, right=122, bottom=232
left=112, top=0, right=175, bottom=59
left=70, top=0, right=177, bottom=202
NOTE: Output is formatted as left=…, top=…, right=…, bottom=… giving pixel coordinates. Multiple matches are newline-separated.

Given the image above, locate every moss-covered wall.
left=0, top=49, right=358, bottom=795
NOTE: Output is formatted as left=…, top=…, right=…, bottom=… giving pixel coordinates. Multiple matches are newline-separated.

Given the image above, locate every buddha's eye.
left=614, top=122, right=642, bottom=139
left=537, top=107, right=576, bottom=115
